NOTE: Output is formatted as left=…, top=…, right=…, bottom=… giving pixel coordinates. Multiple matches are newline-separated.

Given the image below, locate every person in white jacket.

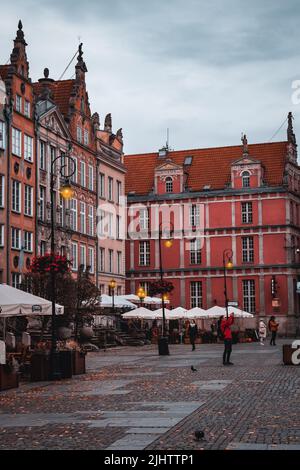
left=258, top=319, right=267, bottom=345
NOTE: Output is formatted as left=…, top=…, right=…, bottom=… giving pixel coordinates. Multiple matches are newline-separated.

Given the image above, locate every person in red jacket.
left=221, top=312, right=234, bottom=365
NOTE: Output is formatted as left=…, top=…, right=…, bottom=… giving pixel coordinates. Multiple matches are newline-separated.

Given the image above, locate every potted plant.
left=0, top=356, right=19, bottom=391
left=65, top=340, right=86, bottom=375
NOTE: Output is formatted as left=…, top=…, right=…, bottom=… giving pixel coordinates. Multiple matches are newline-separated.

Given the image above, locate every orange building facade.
left=0, top=22, right=126, bottom=292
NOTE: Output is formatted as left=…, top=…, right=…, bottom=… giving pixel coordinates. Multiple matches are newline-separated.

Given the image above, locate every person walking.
left=268, top=316, right=279, bottom=346
left=221, top=312, right=234, bottom=365
left=189, top=320, right=198, bottom=351
left=258, top=319, right=267, bottom=345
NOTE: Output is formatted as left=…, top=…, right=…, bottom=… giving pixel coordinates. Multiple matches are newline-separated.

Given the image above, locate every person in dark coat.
left=189, top=320, right=198, bottom=351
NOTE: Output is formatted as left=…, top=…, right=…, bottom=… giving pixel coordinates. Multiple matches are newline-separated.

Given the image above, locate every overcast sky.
left=1, top=0, right=300, bottom=154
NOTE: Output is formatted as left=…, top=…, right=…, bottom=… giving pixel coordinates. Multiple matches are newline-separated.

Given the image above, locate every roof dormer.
left=154, top=158, right=184, bottom=195
left=231, top=134, right=264, bottom=189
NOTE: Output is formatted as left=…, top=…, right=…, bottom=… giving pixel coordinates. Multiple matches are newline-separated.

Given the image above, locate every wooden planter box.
left=0, top=364, right=19, bottom=391
left=59, top=350, right=73, bottom=379
left=283, top=344, right=300, bottom=365
left=72, top=351, right=86, bottom=375
left=30, top=352, right=50, bottom=381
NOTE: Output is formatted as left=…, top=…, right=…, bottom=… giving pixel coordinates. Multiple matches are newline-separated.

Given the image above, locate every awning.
left=0, top=284, right=64, bottom=317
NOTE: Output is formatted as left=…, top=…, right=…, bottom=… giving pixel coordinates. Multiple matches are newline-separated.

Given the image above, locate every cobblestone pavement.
left=0, top=339, right=300, bottom=450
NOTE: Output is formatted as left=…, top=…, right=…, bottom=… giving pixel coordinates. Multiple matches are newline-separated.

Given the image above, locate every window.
left=71, top=242, right=78, bottom=271
left=139, top=208, right=149, bottom=230
left=99, top=173, right=105, bottom=198
left=108, top=177, right=113, bottom=201
left=40, top=241, right=46, bottom=256
left=15, top=95, right=22, bottom=113
left=190, top=281, right=202, bottom=308
left=40, top=141, right=46, bottom=170
left=39, top=186, right=46, bottom=220
left=242, top=236, right=254, bottom=263
left=117, top=181, right=121, bottom=204
left=139, top=241, right=150, bottom=266
left=70, top=199, right=78, bottom=231
left=108, top=213, right=113, bottom=238
left=77, top=126, right=82, bottom=143
left=117, top=251, right=122, bottom=274
left=190, top=238, right=201, bottom=264
left=24, top=100, right=30, bottom=118
left=11, top=227, right=21, bottom=249
left=108, top=249, right=113, bottom=273
left=12, top=180, right=21, bottom=213
left=0, top=175, right=5, bottom=208
left=80, top=161, right=85, bottom=187
left=24, top=185, right=33, bottom=216
left=243, top=279, right=256, bottom=313
left=12, top=273, right=22, bottom=289
left=166, top=177, right=173, bottom=193
left=99, top=209, right=105, bottom=236
left=80, top=245, right=86, bottom=271
left=241, top=202, right=253, bottom=224
left=12, top=128, right=21, bottom=156
left=25, top=136, right=33, bottom=164
left=116, top=215, right=121, bottom=239
left=80, top=201, right=86, bottom=234
left=140, top=282, right=150, bottom=296
left=242, top=171, right=250, bottom=188
left=24, top=231, right=33, bottom=252
left=0, top=121, right=5, bottom=149
left=84, top=129, right=89, bottom=146
left=50, top=146, right=56, bottom=167
left=99, top=247, right=105, bottom=271
left=190, top=204, right=200, bottom=226
left=88, top=247, right=94, bottom=273
left=88, top=165, right=94, bottom=191
left=24, top=135, right=33, bottom=162
left=0, top=224, right=4, bottom=247
left=70, top=157, right=77, bottom=183
left=58, top=195, right=65, bottom=227
left=88, top=205, right=94, bottom=236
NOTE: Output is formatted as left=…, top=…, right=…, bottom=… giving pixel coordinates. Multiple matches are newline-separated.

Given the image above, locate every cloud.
left=0, top=0, right=300, bottom=153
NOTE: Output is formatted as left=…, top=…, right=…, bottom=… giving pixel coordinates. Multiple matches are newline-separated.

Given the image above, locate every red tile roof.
left=33, top=79, right=74, bottom=117
left=125, top=141, right=289, bottom=195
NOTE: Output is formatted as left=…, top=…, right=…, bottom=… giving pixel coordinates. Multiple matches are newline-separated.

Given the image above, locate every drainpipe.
left=96, top=156, right=100, bottom=288
left=34, top=108, right=39, bottom=256
left=4, top=96, right=13, bottom=285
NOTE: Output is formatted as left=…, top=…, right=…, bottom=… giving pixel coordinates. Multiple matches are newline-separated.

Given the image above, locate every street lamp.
left=158, top=222, right=174, bottom=356
left=223, top=249, right=233, bottom=319
left=50, top=153, right=75, bottom=380
left=137, top=286, right=146, bottom=306
left=109, top=279, right=116, bottom=312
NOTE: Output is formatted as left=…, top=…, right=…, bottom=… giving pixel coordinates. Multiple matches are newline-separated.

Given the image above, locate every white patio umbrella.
left=205, top=305, right=254, bottom=318
left=205, top=306, right=227, bottom=317
left=185, top=307, right=209, bottom=319
left=119, top=294, right=170, bottom=305
left=98, top=294, right=136, bottom=309
left=170, top=306, right=188, bottom=318
left=0, top=284, right=64, bottom=317
left=152, top=308, right=180, bottom=320
left=122, top=307, right=154, bottom=320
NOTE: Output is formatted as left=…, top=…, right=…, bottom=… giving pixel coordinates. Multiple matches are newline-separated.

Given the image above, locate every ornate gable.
left=154, top=158, right=184, bottom=195
left=231, top=135, right=264, bottom=189
left=37, top=102, right=71, bottom=140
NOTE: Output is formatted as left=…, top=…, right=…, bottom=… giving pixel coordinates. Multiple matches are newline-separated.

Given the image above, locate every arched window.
left=166, top=177, right=173, bottom=193
left=242, top=171, right=250, bottom=188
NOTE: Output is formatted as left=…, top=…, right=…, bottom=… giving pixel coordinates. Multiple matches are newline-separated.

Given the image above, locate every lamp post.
left=109, top=279, right=116, bottom=312
left=50, top=153, right=75, bottom=380
left=223, top=249, right=233, bottom=319
left=158, top=222, right=174, bottom=356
